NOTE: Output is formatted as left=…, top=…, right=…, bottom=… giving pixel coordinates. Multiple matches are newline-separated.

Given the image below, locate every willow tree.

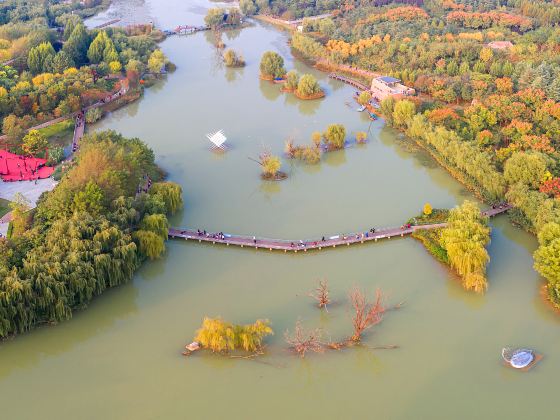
left=133, top=230, right=165, bottom=260
left=149, top=182, right=183, bottom=215
left=194, top=317, right=273, bottom=353
left=392, top=99, right=416, bottom=128
left=140, top=213, right=169, bottom=240
left=440, top=201, right=491, bottom=293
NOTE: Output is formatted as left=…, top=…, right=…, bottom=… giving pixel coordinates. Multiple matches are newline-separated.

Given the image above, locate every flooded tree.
left=223, top=49, right=245, bottom=67
left=349, top=287, right=386, bottom=342
left=323, top=124, right=346, bottom=150
left=309, top=279, right=330, bottom=309
left=191, top=317, right=273, bottom=353
left=285, top=320, right=324, bottom=358
left=355, top=131, right=367, bottom=144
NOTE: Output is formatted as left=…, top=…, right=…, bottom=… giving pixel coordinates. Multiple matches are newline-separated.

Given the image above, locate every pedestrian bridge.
left=168, top=205, right=511, bottom=253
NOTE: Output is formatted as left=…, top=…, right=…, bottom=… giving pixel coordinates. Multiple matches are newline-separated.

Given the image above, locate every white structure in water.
left=206, top=130, right=227, bottom=150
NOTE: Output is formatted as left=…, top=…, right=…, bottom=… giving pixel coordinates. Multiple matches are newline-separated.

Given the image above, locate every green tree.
left=223, top=49, right=244, bottom=67
left=534, top=222, right=560, bottom=305
left=72, top=180, right=105, bottom=215
left=2, top=114, right=25, bottom=147
left=22, top=129, right=48, bottom=156
left=85, top=107, right=102, bottom=123
left=149, top=182, right=183, bottom=215
left=140, top=213, right=169, bottom=240
left=63, top=23, right=90, bottom=65
left=380, top=96, right=396, bottom=125
left=259, top=51, right=286, bottom=79
left=87, top=31, right=117, bottom=64
left=296, top=73, right=322, bottom=97
left=148, top=49, right=167, bottom=74
left=9, top=193, right=31, bottom=238
left=357, top=91, right=371, bottom=106
left=285, top=70, right=299, bottom=91
left=392, top=99, right=416, bottom=128
left=51, top=50, right=75, bottom=73
left=27, top=42, right=55, bottom=74
left=205, top=8, right=226, bottom=28
left=323, top=124, right=346, bottom=149
left=240, top=0, right=257, bottom=15
left=504, top=152, right=548, bottom=189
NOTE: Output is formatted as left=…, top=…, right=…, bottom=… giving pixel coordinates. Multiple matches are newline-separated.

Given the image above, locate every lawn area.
left=38, top=119, right=75, bottom=146
left=0, top=198, right=11, bottom=218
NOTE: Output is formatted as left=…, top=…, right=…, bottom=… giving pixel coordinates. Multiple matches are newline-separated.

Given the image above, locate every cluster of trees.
left=386, top=94, right=560, bottom=304
left=285, top=123, right=348, bottom=164
left=223, top=49, right=245, bottom=67
left=240, top=0, right=340, bottom=19
left=204, top=8, right=242, bottom=29
left=0, top=131, right=183, bottom=338
left=0, top=13, right=169, bottom=152
left=190, top=283, right=398, bottom=358
left=446, top=11, right=533, bottom=31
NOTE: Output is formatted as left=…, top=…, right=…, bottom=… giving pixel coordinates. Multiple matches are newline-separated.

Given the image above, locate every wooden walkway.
left=329, top=73, right=369, bottom=91
left=168, top=205, right=512, bottom=253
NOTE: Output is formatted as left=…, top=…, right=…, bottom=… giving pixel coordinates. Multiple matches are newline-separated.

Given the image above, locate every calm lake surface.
left=1, top=1, right=559, bottom=419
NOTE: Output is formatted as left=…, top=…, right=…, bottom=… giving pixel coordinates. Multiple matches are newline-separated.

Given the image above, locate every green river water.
left=0, top=1, right=559, bottom=418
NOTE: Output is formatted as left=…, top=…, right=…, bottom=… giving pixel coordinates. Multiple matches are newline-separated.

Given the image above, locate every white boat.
left=502, top=347, right=537, bottom=369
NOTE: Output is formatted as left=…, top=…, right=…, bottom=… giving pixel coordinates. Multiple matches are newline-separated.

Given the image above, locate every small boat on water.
left=369, top=112, right=377, bottom=121
left=357, top=105, right=366, bottom=112
left=501, top=347, right=542, bottom=371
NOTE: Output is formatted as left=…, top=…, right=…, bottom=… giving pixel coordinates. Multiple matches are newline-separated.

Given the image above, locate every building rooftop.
left=377, top=76, right=401, bottom=84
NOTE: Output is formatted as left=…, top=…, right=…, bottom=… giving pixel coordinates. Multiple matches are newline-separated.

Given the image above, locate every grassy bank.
left=409, top=209, right=449, bottom=264
left=0, top=198, right=10, bottom=218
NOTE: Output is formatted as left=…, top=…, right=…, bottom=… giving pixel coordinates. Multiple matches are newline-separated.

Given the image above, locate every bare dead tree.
left=309, top=279, right=331, bottom=310
left=350, top=287, right=386, bottom=342
left=285, top=320, right=324, bottom=358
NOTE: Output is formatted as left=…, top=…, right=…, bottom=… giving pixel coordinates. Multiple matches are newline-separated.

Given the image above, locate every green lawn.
left=38, top=119, right=75, bottom=146
left=0, top=198, right=11, bottom=218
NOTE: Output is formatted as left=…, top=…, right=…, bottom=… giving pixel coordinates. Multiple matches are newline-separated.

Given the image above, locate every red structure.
left=0, top=149, right=54, bottom=182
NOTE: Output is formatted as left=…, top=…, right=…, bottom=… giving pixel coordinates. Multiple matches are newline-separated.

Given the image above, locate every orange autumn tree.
left=540, top=178, right=560, bottom=198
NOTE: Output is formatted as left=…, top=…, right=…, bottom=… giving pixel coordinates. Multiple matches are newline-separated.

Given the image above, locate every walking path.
left=168, top=205, right=511, bottom=253
left=329, top=73, right=369, bottom=91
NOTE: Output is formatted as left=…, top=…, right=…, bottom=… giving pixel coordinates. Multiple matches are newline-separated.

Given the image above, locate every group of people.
left=289, top=228, right=379, bottom=248
left=72, top=110, right=86, bottom=153
left=136, top=174, right=152, bottom=194
left=195, top=230, right=226, bottom=240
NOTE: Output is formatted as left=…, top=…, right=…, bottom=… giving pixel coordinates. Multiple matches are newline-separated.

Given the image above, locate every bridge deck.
left=329, top=73, right=369, bottom=91
left=168, top=206, right=511, bottom=252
